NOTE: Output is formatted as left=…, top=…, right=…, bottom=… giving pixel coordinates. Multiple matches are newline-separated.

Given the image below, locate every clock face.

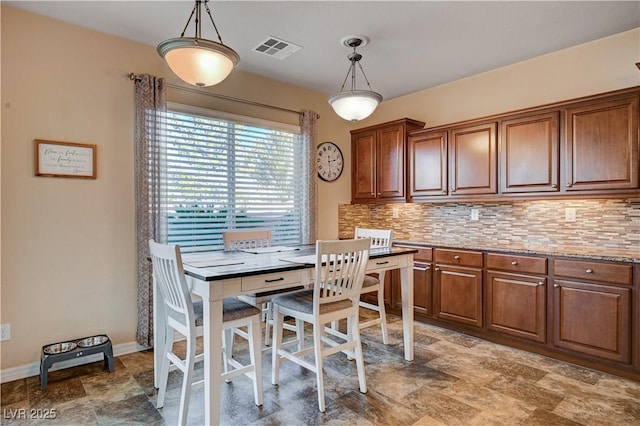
left=316, top=142, right=344, bottom=182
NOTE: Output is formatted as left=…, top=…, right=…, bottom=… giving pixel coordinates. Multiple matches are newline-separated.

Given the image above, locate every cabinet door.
left=500, top=112, right=559, bottom=193
left=449, top=122, right=497, bottom=195
left=434, top=264, right=483, bottom=327
left=377, top=125, right=405, bottom=200
left=553, top=280, right=631, bottom=363
left=351, top=130, right=377, bottom=202
left=413, top=261, right=432, bottom=316
left=565, top=95, right=639, bottom=191
left=409, top=131, right=448, bottom=198
left=486, top=271, right=546, bottom=343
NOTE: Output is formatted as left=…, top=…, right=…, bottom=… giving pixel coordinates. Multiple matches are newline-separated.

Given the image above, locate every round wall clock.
left=316, top=141, right=344, bottom=182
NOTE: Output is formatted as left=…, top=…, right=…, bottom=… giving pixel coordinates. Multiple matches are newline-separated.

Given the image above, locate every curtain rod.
left=129, top=73, right=319, bottom=119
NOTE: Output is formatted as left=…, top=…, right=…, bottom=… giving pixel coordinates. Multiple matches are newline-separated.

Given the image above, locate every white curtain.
left=300, top=110, right=318, bottom=243
left=134, top=74, right=167, bottom=347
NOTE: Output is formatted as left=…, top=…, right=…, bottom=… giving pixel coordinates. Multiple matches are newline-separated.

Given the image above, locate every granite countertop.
left=393, top=240, right=640, bottom=264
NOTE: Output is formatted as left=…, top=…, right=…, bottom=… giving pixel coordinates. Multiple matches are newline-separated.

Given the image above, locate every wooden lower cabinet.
left=434, top=264, right=483, bottom=327
left=413, top=261, right=432, bottom=316
left=486, top=271, right=546, bottom=343
left=553, top=279, right=631, bottom=363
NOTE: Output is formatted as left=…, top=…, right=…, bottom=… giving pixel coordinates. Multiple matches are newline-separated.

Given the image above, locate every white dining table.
left=153, top=244, right=416, bottom=425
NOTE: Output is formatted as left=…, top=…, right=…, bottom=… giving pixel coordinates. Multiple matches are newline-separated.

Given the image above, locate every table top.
left=182, top=244, right=418, bottom=282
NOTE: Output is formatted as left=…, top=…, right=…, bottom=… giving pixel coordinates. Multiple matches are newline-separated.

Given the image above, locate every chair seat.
left=222, top=298, right=262, bottom=322
left=362, top=275, right=379, bottom=288
left=273, top=289, right=352, bottom=315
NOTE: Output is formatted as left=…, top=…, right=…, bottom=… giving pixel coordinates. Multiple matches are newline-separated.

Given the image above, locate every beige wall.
left=1, top=4, right=638, bottom=373
left=0, top=6, right=349, bottom=371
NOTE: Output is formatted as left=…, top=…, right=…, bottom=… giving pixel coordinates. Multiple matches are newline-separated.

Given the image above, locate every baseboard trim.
left=0, top=341, right=149, bottom=384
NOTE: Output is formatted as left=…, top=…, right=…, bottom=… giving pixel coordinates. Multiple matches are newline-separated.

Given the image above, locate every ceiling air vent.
left=252, top=36, right=302, bottom=60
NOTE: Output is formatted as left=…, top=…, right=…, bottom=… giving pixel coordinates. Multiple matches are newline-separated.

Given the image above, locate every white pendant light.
left=328, top=36, right=383, bottom=122
left=157, top=0, right=239, bottom=87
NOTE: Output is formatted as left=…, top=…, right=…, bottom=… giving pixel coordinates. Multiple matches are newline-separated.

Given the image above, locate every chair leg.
left=351, top=314, right=367, bottom=394
left=271, top=306, right=284, bottom=386
left=377, top=276, right=390, bottom=345
left=156, top=325, right=174, bottom=409
left=296, top=319, right=305, bottom=352
left=222, top=328, right=233, bottom=380
left=313, top=322, right=326, bottom=413
left=178, top=333, right=196, bottom=426
left=248, top=315, right=264, bottom=407
left=264, top=302, right=273, bottom=346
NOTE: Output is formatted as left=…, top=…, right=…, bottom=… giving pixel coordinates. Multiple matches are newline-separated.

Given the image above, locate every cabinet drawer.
left=395, top=245, right=432, bottom=261
left=242, top=270, right=305, bottom=293
left=486, top=253, right=547, bottom=275
left=435, top=249, right=483, bottom=267
left=553, top=259, right=632, bottom=286
left=367, top=256, right=399, bottom=272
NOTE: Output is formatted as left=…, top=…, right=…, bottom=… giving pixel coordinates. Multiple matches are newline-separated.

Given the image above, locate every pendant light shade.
left=157, top=0, right=239, bottom=87
left=328, top=36, right=383, bottom=122
left=328, top=90, right=383, bottom=122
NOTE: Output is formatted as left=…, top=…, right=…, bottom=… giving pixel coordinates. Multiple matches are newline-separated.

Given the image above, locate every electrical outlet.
left=470, top=208, right=479, bottom=221
left=392, top=206, right=400, bottom=219
left=565, top=207, right=577, bottom=222
left=0, top=324, right=10, bottom=342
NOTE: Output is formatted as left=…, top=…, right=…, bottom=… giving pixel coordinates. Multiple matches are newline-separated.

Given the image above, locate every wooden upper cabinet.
left=449, top=122, right=497, bottom=195
left=352, top=130, right=377, bottom=202
left=377, top=125, right=406, bottom=200
left=564, top=95, right=639, bottom=191
left=500, top=112, right=559, bottom=193
left=408, top=131, right=448, bottom=198
left=351, top=118, right=425, bottom=203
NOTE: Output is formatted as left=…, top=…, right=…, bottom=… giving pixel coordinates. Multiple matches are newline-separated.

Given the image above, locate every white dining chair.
left=354, top=227, right=393, bottom=344
left=223, top=229, right=304, bottom=348
left=149, top=240, right=263, bottom=426
left=271, top=238, right=371, bottom=412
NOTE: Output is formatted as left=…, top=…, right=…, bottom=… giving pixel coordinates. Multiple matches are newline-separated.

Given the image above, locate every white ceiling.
left=6, top=1, right=640, bottom=100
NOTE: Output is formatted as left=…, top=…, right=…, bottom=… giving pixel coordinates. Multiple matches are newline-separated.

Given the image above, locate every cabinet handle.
left=454, top=255, right=460, bottom=260
left=551, top=184, right=557, bottom=188
left=567, top=182, right=573, bottom=187
left=377, top=193, right=382, bottom=196
left=413, top=266, right=429, bottom=272
left=537, top=282, right=544, bottom=286
left=553, top=284, right=560, bottom=288
left=376, top=261, right=389, bottom=265
left=511, top=260, right=518, bottom=265
left=435, top=267, right=440, bottom=272
left=265, top=277, right=285, bottom=283
left=585, top=268, right=593, bottom=274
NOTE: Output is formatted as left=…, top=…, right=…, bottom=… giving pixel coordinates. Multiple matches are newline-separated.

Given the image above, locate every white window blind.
left=165, top=106, right=304, bottom=253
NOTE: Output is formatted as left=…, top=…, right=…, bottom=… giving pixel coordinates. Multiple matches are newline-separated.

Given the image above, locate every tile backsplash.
left=338, top=199, right=640, bottom=258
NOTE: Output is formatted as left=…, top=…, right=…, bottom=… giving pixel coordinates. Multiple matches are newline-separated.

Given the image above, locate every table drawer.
left=553, top=259, right=632, bottom=286
left=242, top=270, right=305, bottom=292
left=367, top=256, right=400, bottom=272
left=435, top=249, right=483, bottom=267
left=487, top=253, right=547, bottom=275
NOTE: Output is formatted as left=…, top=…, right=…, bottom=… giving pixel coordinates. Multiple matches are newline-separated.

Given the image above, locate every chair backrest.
left=354, top=228, right=393, bottom=249
left=223, top=229, right=272, bottom=251
left=148, top=240, right=194, bottom=331
left=314, top=238, right=371, bottom=310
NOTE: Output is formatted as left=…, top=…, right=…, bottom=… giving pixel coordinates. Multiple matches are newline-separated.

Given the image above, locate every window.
left=164, top=105, right=304, bottom=253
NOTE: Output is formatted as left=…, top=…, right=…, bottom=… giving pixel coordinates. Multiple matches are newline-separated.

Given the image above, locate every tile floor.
left=2, top=313, right=640, bottom=425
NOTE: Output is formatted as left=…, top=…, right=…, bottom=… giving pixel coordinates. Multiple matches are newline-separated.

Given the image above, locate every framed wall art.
left=35, top=139, right=97, bottom=179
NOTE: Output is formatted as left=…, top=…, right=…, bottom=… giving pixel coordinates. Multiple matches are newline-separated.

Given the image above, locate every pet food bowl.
left=77, top=335, right=109, bottom=348
left=43, top=342, right=77, bottom=355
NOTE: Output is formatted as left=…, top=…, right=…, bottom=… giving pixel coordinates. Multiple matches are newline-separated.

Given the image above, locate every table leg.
left=203, top=298, right=223, bottom=425
left=400, top=265, right=414, bottom=361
